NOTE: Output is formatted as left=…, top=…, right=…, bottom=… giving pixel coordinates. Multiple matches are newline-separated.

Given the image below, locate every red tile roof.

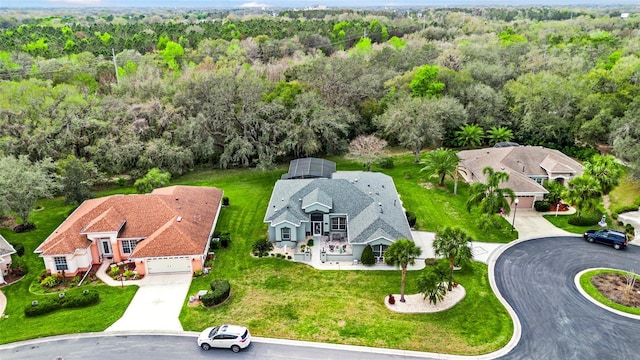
left=35, top=186, right=223, bottom=258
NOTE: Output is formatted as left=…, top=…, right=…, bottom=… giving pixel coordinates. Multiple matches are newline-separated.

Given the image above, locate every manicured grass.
left=542, top=214, right=594, bottom=234
left=179, top=156, right=513, bottom=354
left=1, top=154, right=514, bottom=353
left=0, top=198, right=137, bottom=344
left=579, top=269, right=640, bottom=316
left=608, top=169, right=640, bottom=213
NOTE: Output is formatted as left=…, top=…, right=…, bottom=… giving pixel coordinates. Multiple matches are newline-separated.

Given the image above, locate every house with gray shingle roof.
left=457, top=146, right=584, bottom=209
left=0, top=234, right=17, bottom=284
left=264, top=159, right=413, bottom=263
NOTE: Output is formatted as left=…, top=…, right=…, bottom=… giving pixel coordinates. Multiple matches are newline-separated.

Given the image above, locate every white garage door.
left=146, top=257, right=192, bottom=274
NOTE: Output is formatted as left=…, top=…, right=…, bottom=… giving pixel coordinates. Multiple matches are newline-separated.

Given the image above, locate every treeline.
left=1, top=8, right=640, bottom=181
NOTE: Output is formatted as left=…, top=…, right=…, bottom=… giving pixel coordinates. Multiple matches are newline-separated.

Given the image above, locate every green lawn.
left=0, top=198, right=137, bottom=344
left=579, top=269, right=640, bottom=316
left=1, top=155, right=514, bottom=353
left=542, top=214, right=594, bottom=234
left=608, top=169, right=640, bottom=214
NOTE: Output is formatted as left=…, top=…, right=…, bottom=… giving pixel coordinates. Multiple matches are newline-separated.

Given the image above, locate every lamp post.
left=511, top=198, right=519, bottom=231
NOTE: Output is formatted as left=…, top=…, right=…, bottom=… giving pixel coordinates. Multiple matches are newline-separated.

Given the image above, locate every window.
left=331, top=217, right=347, bottom=231
left=281, top=228, right=291, bottom=240
left=121, top=240, right=137, bottom=254
left=310, top=213, right=323, bottom=221
left=54, top=256, right=68, bottom=271
left=372, top=244, right=388, bottom=259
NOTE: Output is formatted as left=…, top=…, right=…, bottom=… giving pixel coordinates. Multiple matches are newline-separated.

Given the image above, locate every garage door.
left=146, top=257, right=192, bottom=274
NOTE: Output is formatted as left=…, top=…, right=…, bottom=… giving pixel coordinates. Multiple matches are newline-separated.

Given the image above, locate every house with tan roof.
left=0, top=234, right=17, bottom=284
left=457, top=145, right=584, bottom=209
left=35, top=185, right=223, bottom=277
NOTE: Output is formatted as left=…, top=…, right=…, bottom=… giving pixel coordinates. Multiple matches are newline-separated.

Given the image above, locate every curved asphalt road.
left=495, top=236, right=640, bottom=360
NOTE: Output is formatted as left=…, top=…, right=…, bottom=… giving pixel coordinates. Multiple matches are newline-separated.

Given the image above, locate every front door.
left=100, top=239, right=113, bottom=258
left=312, top=222, right=323, bottom=236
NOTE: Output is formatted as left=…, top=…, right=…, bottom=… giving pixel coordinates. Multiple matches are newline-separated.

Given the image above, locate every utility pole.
left=112, top=48, right=119, bottom=85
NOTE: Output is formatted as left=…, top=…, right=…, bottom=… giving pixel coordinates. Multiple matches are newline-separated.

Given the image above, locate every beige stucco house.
left=457, top=145, right=584, bottom=209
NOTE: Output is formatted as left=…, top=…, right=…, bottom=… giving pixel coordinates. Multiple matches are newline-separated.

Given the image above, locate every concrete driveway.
left=510, top=209, right=573, bottom=239
left=105, top=273, right=192, bottom=333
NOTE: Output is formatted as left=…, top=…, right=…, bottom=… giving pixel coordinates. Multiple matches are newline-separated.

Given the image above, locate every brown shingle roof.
left=35, top=186, right=223, bottom=258
left=457, top=146, right=583, bottom=194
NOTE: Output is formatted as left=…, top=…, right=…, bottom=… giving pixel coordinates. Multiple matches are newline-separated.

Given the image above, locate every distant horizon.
left=3, top=0, right=640, bottom=9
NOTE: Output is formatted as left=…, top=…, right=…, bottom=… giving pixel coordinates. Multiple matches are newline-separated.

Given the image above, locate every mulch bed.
left=592, top=273, right=640, bottom=308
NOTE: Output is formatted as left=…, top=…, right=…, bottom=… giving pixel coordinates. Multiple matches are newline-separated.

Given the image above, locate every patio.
left=322, top=233, right=352, bottom=255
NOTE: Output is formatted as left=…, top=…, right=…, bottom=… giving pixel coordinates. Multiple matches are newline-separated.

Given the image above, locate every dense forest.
left=1, top=7, right=640, bottom=182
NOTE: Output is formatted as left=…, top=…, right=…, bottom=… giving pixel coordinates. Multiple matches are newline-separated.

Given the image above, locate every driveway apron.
left=105, top=273, right=192, bottom=332
left=509, top=209, right=572, bottom=239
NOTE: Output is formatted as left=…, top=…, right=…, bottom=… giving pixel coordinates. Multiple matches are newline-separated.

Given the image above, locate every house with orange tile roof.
left=34, top=185, right=223, bottom=276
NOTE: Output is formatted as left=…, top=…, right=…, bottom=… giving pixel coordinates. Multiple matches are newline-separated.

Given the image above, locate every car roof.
left=217, top=324, right=247, bottom=335
left=604, top=229, right=625, bottom=235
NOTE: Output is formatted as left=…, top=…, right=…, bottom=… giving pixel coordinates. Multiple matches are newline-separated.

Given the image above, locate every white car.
left=197, top=324, right=251, bottom=352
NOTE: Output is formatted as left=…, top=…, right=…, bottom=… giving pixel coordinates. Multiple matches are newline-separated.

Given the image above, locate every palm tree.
left=420, top=148, right=458, bottom=186
left=486, top=126, right=514, bottom=145
left=416, top=261, right=449, bottom=305
left=455, top=124, right=484, bottom=148
left=466, top=166, right=516, bottom=215
left=583, top=154, right=622, bottom=195
left=384, top=239, right=422, bottom=302
left=432, top=227, right=473, bottom=290
left=563, top=175, right=601, bottom=219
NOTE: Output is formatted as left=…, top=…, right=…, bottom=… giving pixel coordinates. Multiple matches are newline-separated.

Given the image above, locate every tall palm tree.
left=420, top=148, right=458, bottom=186
left=583, top=154, right=622, bottom=195
left=455, top=124, right=484, bottom=148
left=432, top=227, right=473, bottom=291
left=466, top=166, right=516, bottom=215
left=563, top=175, right=601, bottom=219
left=486, top=126, right=514, bottom=145
left=384, top=239, right=422, bottom=302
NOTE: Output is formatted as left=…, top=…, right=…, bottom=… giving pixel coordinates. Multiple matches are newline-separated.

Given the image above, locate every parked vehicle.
left=197, top=324, right=251, bottom=352
left=583, top=229, right=628, bottom=250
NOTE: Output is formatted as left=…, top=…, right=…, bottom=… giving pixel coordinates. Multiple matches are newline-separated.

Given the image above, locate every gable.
left=35, top=186, right=223, bottom=257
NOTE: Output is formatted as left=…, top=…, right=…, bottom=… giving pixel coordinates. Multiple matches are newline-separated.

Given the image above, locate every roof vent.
left=354, top=179, right=358, bottom=182
left=177, top=216, right=182, bottom=222
left=281, top=197, right=284, bottom=201
left=367, top=184, right=370, bottom=187
left=378, top=202, right=382, bottom=206
left=298, top=198, right=302, bottom=202
left=369, top=192, right=372, bottom=195
left=382, top=185, right=385, bottom=189
left=375, top=192, right=379, bottom=195
left=379, top=208, right=383, bottom=214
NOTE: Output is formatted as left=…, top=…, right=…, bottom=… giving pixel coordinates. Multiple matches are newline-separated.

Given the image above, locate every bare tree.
left=347, top=135, right=387, bottom=171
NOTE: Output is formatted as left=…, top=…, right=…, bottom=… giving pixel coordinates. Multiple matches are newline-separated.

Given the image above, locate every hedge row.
left=25, top=290, right=100, bottom=317
left=534, top=200, right=551, bottom=212
left=568, top=214, right=601, bottom=226
left=200, top=279, right=230, bottom=307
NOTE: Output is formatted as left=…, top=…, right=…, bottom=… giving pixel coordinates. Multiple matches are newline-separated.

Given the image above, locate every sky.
left=2, top=0, right=639, bottom=8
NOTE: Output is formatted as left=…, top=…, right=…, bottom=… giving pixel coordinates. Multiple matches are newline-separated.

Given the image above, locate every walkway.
left=0, top=290, right=6, bottom=318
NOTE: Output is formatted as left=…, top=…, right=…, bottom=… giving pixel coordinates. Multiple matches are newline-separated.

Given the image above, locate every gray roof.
left=281, top=158, right=336, bottom=179
left=265, top=171, right=413, bottom=244
left=457, top=146, right=584, bottom=195
left=0, top=234, right=16, bottom=257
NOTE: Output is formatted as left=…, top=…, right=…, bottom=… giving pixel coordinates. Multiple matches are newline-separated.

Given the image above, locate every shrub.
left=568, top=213, right=600, bottom=226
left=625, top=224, right=635, bottom=234
left=388, top=294, right=395, bottom=305
left=14, top=223, right=35, bottom=233
left=193, top=269, right=203, bottom=277
left=534, top=200, right=551, bottom=212
left=122, top=269, right=135, bottom=279
left=9, top=256, right=28, bottom=276
left=611, top=212, right=618, bottom=220
left=108, top=265, right=121, bottom=277
left=252, top=238, right=274, bottom=257
left=71, top=276, right=81, bottom=285
left=217, top=232, right=231, bottom=248
left=477, top=213, right=504, bottom=233
left=11, top=242, right=25, bottom=257
left=200, top=279, right=231, bottom=307
left=287, top=255, right=292, bottom=260
left=379, top=157, right=395, bottom=169
left=222, top=197, right=230, bottom=206
left=307, top=239, right=314, bottom=247
left=360, top=245, right=375, bottom=265
left=424, top=258, right=438, bottom=266
left=210, top=238, right=221, bottom=250
left=24, top=289, right=100, bottom=317
left=41, top=274, right=63, bottom=288
left=405, top=211, right=417, bottom=228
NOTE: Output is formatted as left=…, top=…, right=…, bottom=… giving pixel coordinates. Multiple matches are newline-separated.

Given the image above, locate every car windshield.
left=208, top=326, right=220, bottom=338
